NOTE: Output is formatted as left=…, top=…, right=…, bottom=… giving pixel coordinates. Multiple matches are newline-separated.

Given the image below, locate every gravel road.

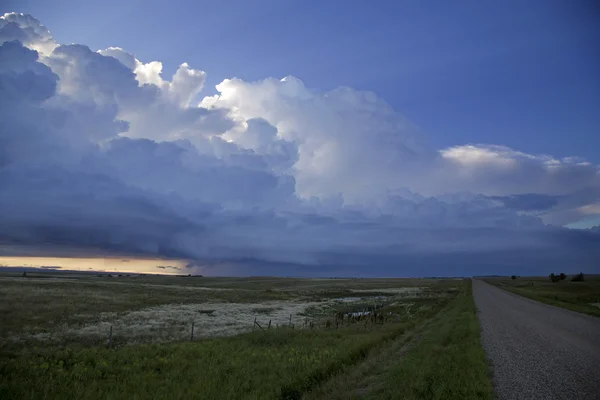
left=473, top=279, right=600, bottom=400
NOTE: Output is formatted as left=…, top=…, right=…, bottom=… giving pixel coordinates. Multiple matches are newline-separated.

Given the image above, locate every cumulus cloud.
left=201, top=76, right=434, bottom=203
left=0, top=13, right=55, bottom=55
left=436, top=145, right=600, bottom=226
left=0, top=13, right=599, bottom=275
left=439, top=144, right=599, bottom=196
left=200, top=77, right=600, bottom=223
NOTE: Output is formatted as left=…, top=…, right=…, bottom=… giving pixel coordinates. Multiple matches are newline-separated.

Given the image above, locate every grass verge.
left=303, top=312, right=437, bottom=400
left=356, top=279, right=493, bottom=400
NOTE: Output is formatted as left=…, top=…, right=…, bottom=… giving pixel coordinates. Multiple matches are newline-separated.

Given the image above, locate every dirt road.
left=472, top=279, right=600, bottom=400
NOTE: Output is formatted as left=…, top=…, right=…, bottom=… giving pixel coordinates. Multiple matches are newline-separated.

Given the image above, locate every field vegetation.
left=484, top=274, right=600, bottom=317
left=0, top=271, right=492, bottom=399
left=305, top=280, right=492, bottom=400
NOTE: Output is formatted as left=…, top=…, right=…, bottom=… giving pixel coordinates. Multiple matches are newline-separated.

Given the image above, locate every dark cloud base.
left=205, top=247, right=600, bottom=278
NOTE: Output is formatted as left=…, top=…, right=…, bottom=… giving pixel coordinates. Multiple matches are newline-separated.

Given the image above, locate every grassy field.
left=484, top=275, right=600, bottom=317
left=0, top=272, right=491, bottom=399
left=305, top=280, right=493, bottom=400
left=0, top=271, right=448, bottom=349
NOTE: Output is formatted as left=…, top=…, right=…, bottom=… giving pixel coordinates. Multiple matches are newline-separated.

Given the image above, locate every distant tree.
left=559, top=273, right=567, bottom=281
left=511, top=275, right=517, bottom=280
left=22, top=271, right=27, bottom=278
left=571, top=272, right=585, bottom=282
left=549, top=273, right=563, bottom=283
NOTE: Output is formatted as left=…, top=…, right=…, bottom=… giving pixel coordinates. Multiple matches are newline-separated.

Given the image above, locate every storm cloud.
left=1, top=13, right=599, bottom=276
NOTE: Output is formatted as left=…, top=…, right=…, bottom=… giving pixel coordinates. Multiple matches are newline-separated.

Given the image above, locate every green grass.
left=305, top=280, right=493, bottom=400
left=0, top=272, right=458, bottom=352
left=0, top=275, right=291, bottom=340
left=485, top=275, right=600, bottom=317
left=373, top=280, right=493, bottom=400
left=0, top=299, right=450, bottom=400
left=0, top=274, right=495, bottom=399
left=0, top=272, right=445, bottom=334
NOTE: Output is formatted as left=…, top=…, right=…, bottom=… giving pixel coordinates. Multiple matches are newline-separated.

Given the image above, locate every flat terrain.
left=484, top=275, right=600, bottom=317
left=0, top=272, right=441, bottom=348
left=0, top=272, right=492, bottom=399
left=473, top=279, right=600, bottom=400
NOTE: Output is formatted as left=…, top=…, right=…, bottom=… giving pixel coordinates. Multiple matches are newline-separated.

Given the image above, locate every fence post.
left=108, top=325, right=113, bottom=349
left=268, top=319, right=272, bottom=329
left=190, top=321, right=195, bottom=341
left=289, top=314, right=292, bottom=328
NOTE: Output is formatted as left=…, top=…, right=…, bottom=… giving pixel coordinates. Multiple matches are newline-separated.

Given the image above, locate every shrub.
left=511, top=275, right=517, bottom=280
left=571, top=272, right=585, bottom=282
left=549, top=273, right=567, bottom=283
left=559, top=273, right=567, bottom=280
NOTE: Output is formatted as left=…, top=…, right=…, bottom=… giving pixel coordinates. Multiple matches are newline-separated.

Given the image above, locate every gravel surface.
left=473, top=279, right=600, bottom=400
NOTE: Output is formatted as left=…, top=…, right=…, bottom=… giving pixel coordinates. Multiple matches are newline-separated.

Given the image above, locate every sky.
left=5, top=0, right=600, bottom=160
left=0, top=2, right=599, bottom=276
left=0, top=256, right=188, bottom=275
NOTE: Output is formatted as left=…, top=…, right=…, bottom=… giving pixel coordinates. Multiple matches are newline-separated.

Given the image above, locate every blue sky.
left=1, top=2, right=599, bottom=275
left=6, top=0, right=599, bottom=161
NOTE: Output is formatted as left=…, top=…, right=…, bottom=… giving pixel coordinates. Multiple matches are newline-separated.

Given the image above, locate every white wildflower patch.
left=350, top=287, right=423, bottom=296
left=28, top=301, right=320, bottom=344
left=332, top=297, right=363, bottom=302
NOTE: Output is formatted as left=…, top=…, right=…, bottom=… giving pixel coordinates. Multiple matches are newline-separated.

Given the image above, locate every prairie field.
left=0, top=271, right=492, bottom=399
left=484, top=274, right=600, bottom=317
